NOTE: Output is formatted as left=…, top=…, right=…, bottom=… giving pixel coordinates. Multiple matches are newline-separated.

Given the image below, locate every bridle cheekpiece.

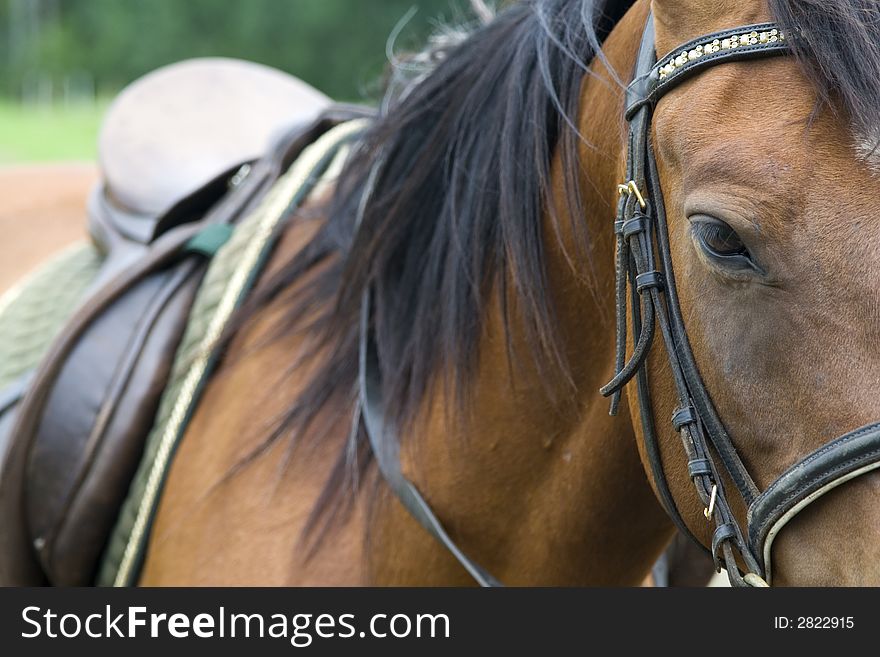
left=606, top=14, right=880, bottom=587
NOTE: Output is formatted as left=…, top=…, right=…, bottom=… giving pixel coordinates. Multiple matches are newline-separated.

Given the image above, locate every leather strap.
left=625, top=23, right=788, bottom=119
left=359, top=290, right=502, bottom=587
left=747, top=421, right=880, bottom=581
left=618, top=19, right=703, bottom=551
left=602, top=14, right=783, bottom=585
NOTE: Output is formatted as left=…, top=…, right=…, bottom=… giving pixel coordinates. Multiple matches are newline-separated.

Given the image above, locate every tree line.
left=0, top=0, right=466, bottom=102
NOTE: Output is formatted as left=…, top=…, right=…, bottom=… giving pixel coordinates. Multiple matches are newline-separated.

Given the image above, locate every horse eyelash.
left=692, top=221, right=746, bottom=255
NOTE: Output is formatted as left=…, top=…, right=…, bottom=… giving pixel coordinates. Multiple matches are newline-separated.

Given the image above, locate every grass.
left=0, top=100, right=109, bottom=164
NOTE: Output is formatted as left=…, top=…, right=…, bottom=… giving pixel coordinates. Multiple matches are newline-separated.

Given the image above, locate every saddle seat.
left=93, top=57, right=330, bottom=247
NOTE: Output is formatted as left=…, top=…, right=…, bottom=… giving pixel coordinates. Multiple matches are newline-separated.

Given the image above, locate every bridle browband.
left=603, top=14, right=880, bottom=587
left=357, top=15, right=880, bottom=587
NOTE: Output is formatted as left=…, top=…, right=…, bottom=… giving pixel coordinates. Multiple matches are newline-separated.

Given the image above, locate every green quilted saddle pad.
left=0, top=243, right=105, bottom=391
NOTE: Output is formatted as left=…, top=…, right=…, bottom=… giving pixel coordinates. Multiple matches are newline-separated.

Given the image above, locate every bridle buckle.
left=616, top=180, right=647, bottom=209
left=703, top=484, right=717, bottom=520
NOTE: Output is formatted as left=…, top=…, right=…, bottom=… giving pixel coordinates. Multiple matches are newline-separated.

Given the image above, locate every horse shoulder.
left=140, top=202, right=370, bottom=586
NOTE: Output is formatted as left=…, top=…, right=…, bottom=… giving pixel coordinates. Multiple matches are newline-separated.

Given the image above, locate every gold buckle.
left=617, top=180, right=647, bottom=210
left=703, top=484, right=717, bottom=520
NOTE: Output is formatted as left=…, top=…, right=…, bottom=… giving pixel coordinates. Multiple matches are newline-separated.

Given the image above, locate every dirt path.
left=0, top=163, right=96, bottom=294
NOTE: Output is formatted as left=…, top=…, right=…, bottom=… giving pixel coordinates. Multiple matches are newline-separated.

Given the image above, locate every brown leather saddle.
left=90, top=57, right=331, bottom=284
left=0, top=58, right=369, bottom=586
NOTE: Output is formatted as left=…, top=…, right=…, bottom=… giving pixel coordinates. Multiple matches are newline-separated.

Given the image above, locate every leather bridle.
left=359, top=15, right=880, bottom=587
left=601, top=15, right=880, bottom=587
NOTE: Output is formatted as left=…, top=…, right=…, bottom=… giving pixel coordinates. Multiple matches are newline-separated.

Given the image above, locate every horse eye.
left=693, top=219, right=749, bottom=259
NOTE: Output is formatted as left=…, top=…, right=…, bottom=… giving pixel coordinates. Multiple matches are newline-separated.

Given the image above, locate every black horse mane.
left=768, top=0, right=880, bottom=137
left=226, top=0, right=880, bottom=538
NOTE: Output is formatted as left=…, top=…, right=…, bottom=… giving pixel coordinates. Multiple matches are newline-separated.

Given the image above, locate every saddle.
left=0, top=58, right=370, bottom=586
left=89, top=57, right=331, bottom=283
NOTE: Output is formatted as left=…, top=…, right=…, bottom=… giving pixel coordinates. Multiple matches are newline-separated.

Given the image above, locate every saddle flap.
left=26, top=258, right=205, bottom=585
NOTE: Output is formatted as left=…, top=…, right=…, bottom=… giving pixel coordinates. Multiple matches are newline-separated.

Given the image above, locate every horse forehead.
left=652, top=65, right=880, bottom=253
left=652, top=0, right=772, bottom=57
left=655, top=61, right=872, bottom=180
left=652, top=16, right=880, bottom=188
left=652, top=62, right=814, bottom=175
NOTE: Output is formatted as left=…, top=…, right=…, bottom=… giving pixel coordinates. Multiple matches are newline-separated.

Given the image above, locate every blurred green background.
left=0, top=0, right=464, bottom=163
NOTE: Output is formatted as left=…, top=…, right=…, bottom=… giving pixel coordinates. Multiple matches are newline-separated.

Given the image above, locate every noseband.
left=603, top=15, right=880, bottom=586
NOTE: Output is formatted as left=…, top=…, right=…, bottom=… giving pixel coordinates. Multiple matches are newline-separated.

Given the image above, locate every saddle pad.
left=98, top=119, right=368, bottom=586
left=0, top=243, right=104, bottom=393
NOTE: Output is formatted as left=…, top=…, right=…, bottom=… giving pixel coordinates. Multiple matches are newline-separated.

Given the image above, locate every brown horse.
left=9, top=0, right=880, bottom=586
left=139, top=0, right=880, bottom=586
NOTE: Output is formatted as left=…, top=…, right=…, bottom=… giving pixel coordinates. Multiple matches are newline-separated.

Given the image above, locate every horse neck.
left=368, top=0, right=673, bottom=586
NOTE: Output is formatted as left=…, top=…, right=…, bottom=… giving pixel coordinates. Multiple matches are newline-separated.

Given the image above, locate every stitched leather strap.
left=603, top=14, right=788, bottom=585
left=625, top=23, right=788, bottom=119
left=747, top=421, right=880, bottom=580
